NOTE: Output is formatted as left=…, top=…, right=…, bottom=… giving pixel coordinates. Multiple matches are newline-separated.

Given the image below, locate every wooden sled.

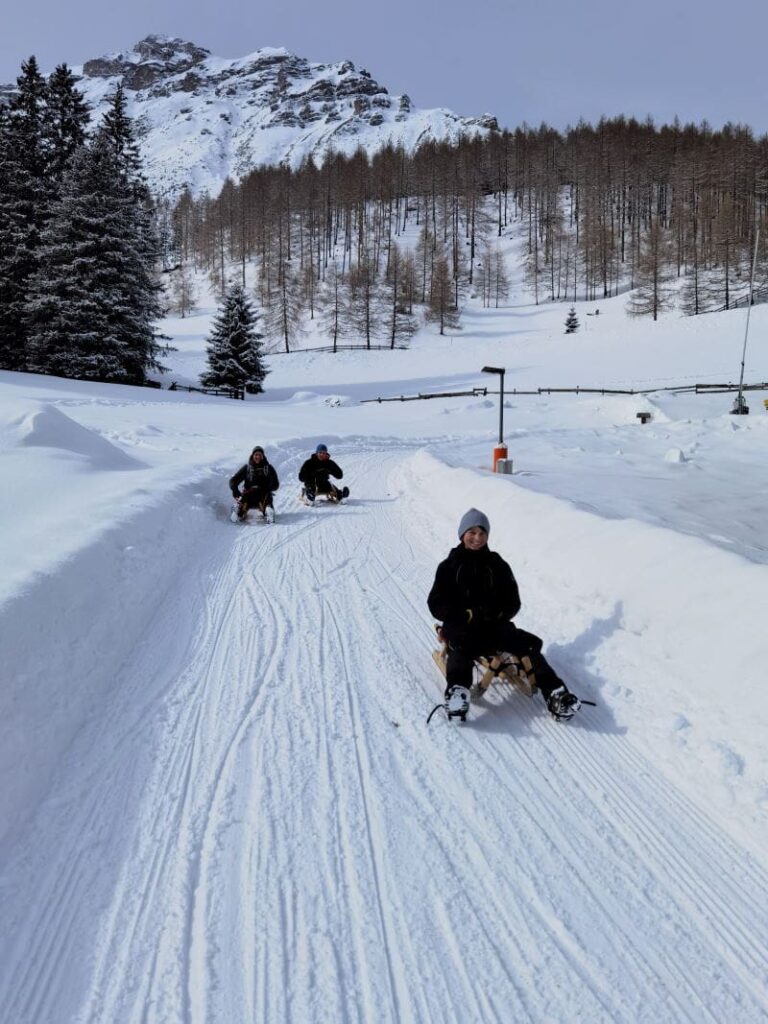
left=300, top=488, right=347, bottom=506
left=432, top=626, right=538, bottom=700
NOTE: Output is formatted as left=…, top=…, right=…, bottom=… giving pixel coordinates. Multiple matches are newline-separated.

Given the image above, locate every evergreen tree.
left=201, top=283, right=268, bottom=393
left=0, top=108, right=32, bottom=369
left=564, top=306, right=580, bottom=333
left=0, top=57, right=51, bottom=369
left=100, top=84, right=143, bottom=181
left=45, top=63, right=90, bottom=180
left=26, top=135, right=166, bottom=382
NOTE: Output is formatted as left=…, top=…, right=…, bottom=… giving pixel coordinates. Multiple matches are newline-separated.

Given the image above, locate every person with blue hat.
left=298, top=443, right=349, bottom=505
left=428, top=508, right=582, bottom=720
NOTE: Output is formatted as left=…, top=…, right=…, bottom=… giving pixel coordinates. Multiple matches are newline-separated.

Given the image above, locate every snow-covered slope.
left=2, top=268, right=768, bottom=1020
left=51, top=35, right=498, bottom=197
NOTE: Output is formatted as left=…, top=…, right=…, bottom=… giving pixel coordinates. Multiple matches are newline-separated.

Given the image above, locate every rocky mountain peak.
left=2, top=37, right=500, bottom=197
left=82, top=35, right=210, bottom=90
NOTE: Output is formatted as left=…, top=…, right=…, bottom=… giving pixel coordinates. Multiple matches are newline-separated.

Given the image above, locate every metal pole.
left=499, top=371, right=505, bottom=445
left=736, top=224, right=760, bottom=412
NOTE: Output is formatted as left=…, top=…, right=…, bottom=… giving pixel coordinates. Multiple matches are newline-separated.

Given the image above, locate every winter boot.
left=446, top=685, right=471, bottom=717
left=546, top=686, right=581, bottom=721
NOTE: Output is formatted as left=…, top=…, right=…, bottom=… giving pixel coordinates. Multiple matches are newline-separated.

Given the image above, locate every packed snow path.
left=2, top=447, right=767, bottom=1024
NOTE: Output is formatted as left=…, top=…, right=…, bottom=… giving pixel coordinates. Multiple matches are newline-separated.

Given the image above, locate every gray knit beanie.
left=458, top=508, right=490, bottom=539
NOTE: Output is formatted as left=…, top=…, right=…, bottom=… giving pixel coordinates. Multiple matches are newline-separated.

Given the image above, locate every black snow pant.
left=441, top=621, right=563, bottom=698
left=240, top=487, right=274, bottom=512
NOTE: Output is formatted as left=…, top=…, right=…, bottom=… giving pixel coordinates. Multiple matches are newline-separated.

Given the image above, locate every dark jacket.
left=298, top=454, right=343, bottom=489
left=427, top=544, right=521, bottom=632
left=230, top=459, right=280, bottom=498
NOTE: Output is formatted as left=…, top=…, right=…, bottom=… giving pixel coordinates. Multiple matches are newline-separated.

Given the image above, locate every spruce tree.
left=0, top=108, right=32, bottom=369
left=564, top=306, right=579, bottom=333
left=201, top=284, right=268, bottom=394
left=45, top=63, right=90, bottom=181
left=0, top=57, right=51, bottom=370
left=100, top=84, right=143, bottom=182
left=26, top=134, right=166, bottom=382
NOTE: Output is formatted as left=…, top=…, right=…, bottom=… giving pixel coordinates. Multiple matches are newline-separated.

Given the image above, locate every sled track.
left=1, top=447, right=767, bottom=1023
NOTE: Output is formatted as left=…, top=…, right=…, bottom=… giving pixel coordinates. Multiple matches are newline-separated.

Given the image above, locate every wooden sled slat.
left=432, top=626, right=537, bottom=699
left=477, top=654, right=536, bottom=698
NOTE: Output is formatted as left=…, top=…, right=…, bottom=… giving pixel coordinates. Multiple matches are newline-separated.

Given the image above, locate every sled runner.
left=300, top=486, right=349, bottom=506
left=230, top=502, right=275, bottom=524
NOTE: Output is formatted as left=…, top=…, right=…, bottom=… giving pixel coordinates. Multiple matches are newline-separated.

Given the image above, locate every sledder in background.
left=428, top=508, right=586, bottom=722
left=299, top=443, right=350, bottom=505
left=230, top=446, right=279, bottom=523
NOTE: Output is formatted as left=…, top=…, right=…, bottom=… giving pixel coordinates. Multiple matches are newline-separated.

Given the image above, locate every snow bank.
left=10, top=403, right=145, bottom=470
left=0, top=477, right=221, bottom=848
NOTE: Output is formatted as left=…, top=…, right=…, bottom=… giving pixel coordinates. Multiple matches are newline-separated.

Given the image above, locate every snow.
left=66, top=39, right=494, bottom=197
left=2, top=253, right=768, bottom=1021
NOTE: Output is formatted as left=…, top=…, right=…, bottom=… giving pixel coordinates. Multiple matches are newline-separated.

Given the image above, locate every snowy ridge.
left=54, top=34, right=498, bottom=197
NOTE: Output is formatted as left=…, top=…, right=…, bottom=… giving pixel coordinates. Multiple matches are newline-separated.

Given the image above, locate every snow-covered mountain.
left=58, top=35, right=498, bottom=197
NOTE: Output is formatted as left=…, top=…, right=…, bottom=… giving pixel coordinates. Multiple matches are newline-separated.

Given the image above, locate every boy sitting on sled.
left=427, top=509, right=582, bottom=720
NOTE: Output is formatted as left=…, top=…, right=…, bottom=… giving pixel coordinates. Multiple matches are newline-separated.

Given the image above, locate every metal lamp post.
left=482, top=366, right=509, bottom=471
left=732, top=223, right=760, bottom=415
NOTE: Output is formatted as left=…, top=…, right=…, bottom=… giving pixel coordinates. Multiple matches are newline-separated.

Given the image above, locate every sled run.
left=2, top=446, right=767, bottom=1024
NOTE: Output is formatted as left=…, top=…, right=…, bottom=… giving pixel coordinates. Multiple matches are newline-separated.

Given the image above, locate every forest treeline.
left=163, top=116, right=768, bottom=341
left=4, top=46, right=768, bottom=383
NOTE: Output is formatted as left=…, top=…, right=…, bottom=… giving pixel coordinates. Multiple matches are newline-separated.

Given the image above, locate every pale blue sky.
left=4, top=0, right=768, bottom=134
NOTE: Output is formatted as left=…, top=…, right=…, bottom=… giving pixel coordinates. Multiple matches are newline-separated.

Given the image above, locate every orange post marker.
left=492, top=444, right=508, bottom=471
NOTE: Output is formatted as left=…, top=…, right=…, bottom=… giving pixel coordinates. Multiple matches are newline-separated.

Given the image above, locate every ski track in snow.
left=2, top=446, right=767, bottom=1024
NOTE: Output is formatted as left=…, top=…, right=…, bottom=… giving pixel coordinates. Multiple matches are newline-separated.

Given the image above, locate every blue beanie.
left=458, top=508, right=490, bottom=539
left=316, top=443, right=328, bottom=453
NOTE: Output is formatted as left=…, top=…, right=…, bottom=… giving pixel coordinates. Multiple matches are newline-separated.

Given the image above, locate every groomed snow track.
left=1, top=446, right=767, bottom=1024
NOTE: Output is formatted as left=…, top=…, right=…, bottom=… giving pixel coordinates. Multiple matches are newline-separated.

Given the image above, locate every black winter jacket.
left=298, top=454, right=343, bottom=489
left=230, top=459, right=280, bottom=497
left=427, top=544, right=521, bottom=630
